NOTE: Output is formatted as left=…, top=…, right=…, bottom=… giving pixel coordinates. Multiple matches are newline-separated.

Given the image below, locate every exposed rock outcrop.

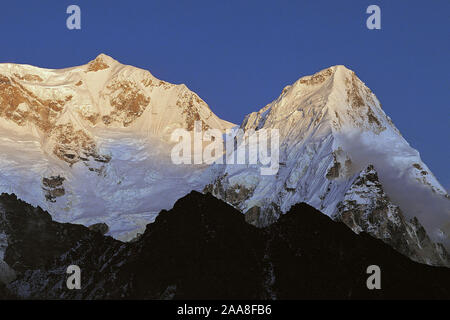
left=335, top=165, right=450, bottom=267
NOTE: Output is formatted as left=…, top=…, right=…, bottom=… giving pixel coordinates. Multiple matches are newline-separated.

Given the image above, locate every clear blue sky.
left=0, top=0, right=449, bottom=189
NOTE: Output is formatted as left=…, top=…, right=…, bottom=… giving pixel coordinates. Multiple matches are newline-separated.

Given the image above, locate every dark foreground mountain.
left=0, top=191, right=449, bottom=299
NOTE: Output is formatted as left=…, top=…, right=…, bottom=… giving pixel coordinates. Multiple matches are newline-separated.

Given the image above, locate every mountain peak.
left=86, top=53, right=119, bottom=72
left=331, top=64, right=353, bottom=73
left=213, top=65, right=449, bottom=266
left=95, top=53, right=115, bottom=61
left=290, top=64, right=353, bottom=88
left=242, top=64, right=386, bottom=136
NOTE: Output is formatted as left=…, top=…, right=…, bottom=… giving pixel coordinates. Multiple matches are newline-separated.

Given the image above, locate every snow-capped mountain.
left=0, top=56, right=448, bottom=266
left=204, top=65, right=449, bottom=266
left=0, top=54, right=233, bottom=240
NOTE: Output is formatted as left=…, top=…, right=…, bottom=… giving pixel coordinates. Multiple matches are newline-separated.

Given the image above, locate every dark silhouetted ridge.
left=0, top=191, right=449, bottom=299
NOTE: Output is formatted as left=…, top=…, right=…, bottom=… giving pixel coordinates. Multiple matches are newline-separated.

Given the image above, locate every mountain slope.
left=1, top=191, right=449, bottom=299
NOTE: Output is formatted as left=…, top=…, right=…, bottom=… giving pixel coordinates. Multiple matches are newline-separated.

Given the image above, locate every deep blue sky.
left=0, top=0, right=449, bottom=189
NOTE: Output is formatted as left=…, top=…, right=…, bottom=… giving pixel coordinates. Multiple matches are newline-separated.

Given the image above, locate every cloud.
left=335, top=129, right=450, bottom=248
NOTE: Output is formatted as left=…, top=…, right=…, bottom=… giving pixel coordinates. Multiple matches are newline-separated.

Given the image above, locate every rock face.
left=88, top=223, right=109, bottom=235
left=204, top=65, right=449, bottom=266
left=0, top=192, right=449, bottom=300
left=42, top=176, right=65, bottom=202
left=335, top=165, right=449, bottom=266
